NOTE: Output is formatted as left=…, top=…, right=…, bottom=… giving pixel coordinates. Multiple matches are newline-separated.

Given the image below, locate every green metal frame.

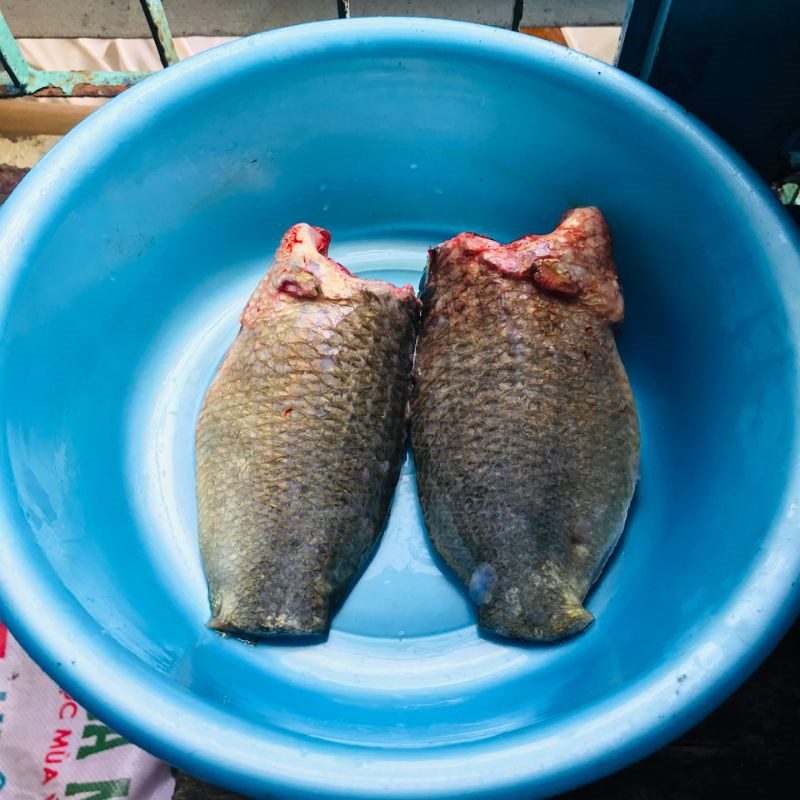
left=0, top=0, right=177, bottom=98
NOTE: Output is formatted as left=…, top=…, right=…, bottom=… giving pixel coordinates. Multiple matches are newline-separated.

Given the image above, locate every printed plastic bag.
left=0, top=621, right=174, bottom=800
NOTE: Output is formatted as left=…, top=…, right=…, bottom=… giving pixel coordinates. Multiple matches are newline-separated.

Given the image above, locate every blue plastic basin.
left=1, top=18, right=799, bottom=800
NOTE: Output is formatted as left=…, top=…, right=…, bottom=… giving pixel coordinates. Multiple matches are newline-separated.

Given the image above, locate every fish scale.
left=196, top=224, right=419, bottom=639
left=412, top=207, right=640, bottom=642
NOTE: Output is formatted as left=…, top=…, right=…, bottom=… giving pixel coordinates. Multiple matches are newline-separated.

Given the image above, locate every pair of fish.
left=195, top=208, right=640, bottom=644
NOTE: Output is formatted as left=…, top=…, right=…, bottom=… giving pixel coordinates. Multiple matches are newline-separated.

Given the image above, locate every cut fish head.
left=241, top=223, right=419, bottom=327
left=428, top=207, right=624, bottom=323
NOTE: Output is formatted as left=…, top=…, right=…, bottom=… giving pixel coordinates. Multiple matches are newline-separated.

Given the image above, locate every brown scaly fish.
left=196, top=224, right=419, bottom=639
left=412, top=207, right=640, bottom=642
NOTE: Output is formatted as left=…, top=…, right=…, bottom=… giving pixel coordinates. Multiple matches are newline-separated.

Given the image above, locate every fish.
left=411, top=207, right=640, bottom=642
left=196, top=223, right=419, bottom=639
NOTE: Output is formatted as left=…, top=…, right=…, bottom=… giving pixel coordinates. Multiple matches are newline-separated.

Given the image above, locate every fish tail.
left=206, top=615, right=234, bottom=634
left=477, top=559, right=595, bottom=644
left=479, top=598, right=593, bottom=643
left=206, top=589, right=332, bottom=639
left=541, top=601, right=594, bottom=641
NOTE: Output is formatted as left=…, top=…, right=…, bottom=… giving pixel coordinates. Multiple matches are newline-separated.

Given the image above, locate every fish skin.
left=411, top=207, right=640, bottom=642
left=196, top=224, right=419, bottom=640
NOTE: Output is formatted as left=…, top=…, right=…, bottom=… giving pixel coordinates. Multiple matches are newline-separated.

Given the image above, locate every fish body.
left=412, top=208, right=640, bottom=642
left=196, top=224, right=419, bottom=639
